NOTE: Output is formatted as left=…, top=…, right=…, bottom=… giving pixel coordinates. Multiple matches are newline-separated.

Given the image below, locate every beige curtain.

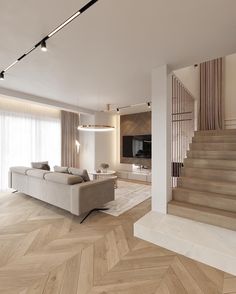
left=61, top=110, right=79, bottom=167
left=199, top=58, right=224, bottom=130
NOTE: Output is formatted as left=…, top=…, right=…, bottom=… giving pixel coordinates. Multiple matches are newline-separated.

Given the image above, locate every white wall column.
left=152, top=65, right=172, bottom=213
left=94, top=112, right=117, bottom=170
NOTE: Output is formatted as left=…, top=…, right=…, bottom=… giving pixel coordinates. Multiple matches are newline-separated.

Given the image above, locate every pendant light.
left=77, top=104, right=115, bottom=132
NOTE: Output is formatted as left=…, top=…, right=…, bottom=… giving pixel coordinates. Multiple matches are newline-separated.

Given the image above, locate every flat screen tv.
left=123, top=135, right=151, bottom=159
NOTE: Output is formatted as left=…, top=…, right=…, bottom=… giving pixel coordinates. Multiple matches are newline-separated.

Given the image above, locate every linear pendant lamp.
left=78, top=105, right=115, bottom=132
left=78, top=125, right=115, bottom=132
left=0, top=0, right=99, bottom=80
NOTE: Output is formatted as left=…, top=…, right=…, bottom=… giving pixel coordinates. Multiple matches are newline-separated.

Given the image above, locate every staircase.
left=168, top=129, right=236, bottom=231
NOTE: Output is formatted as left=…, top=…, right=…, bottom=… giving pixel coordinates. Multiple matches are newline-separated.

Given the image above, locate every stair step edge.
left=168, top=200, right=236, bottom=218
left=173, top=187, right=236, bottom=200
left=179, top=176, right=236, bottom=186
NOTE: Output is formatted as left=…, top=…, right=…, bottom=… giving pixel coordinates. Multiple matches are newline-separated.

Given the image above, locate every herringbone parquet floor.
left=0, top=190, right=235, bottom=294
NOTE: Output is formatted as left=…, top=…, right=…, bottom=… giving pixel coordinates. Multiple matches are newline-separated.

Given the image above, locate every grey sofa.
left=9, top=167, right=115, bottom=217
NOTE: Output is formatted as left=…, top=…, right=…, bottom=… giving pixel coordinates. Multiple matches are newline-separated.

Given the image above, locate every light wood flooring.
left=0, top=191, right=235, bottom=294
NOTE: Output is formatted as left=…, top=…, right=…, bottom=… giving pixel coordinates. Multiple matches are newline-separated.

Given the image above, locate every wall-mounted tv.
left=123, top=135, right=151, bottom=159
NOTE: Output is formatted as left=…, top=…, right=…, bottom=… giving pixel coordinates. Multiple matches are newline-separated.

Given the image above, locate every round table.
left=89, top=170, right=117, bottom=188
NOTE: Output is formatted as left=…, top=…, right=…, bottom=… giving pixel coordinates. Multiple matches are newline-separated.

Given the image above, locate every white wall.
left=94, top=112, right=118, bottom=170
left=224, top=53, right=236, bottom=129
left=174, top=65, right=200, bottom=130
left=0, top=95, right=60, bottom=118
left=79, top=112, right=118, bottom=171
left=174, top=54, right=236, bottom=129
left=152, top=65, right=172, bottom=214
left=173, top=65, right=200, bottom=101
left=79, top=114, right=95, bottom=172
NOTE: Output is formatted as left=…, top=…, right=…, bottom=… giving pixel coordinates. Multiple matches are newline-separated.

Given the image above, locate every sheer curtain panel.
left=0, top=110, right=61, bottom=190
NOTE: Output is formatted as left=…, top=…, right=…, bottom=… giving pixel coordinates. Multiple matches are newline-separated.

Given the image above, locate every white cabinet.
left=117, top=170, right=152, bottom=183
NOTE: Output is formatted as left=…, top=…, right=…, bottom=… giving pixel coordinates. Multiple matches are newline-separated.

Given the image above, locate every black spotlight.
left=41, top=40, right=47, bottom=52
left=0, top=72, right=4, bottom=80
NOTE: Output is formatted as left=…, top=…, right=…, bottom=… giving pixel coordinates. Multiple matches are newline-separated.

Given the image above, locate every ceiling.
left=1, top=0, right=236, bottom=111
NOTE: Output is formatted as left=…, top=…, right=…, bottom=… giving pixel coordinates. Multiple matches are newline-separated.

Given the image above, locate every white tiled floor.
left=134, top=211, right=236, bottom=275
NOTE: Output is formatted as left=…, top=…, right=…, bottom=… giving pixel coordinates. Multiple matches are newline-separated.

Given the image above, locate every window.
left=0, top=106, right=61, bottom=190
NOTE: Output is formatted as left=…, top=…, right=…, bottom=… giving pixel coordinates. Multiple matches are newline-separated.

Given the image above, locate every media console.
left=117, top=169, right=151, bottom=183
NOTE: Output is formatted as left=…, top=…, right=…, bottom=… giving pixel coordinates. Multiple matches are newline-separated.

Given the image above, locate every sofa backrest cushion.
left=53, top=166, right=69, bottom=173
left=26, top=169, right=51, bottom=179
left=68, top=168, right=90, bottom=182
left=44, top=172, right=83, bottom=185
left=10, top=166, right=32, bottom=175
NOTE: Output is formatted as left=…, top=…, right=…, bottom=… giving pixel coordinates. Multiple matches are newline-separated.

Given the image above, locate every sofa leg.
left=12, top=190, right=18, bottom=193
left=80, top=208, right=109, bottom=224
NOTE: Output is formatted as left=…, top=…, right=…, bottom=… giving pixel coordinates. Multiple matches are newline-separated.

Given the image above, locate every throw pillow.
left=41, top=164, right=50, bottom=171
left=31, top=161, right=49, bottom=170
left=68, top=167, right=90, bottom=182
left=54, top=166, right=69, bottom=173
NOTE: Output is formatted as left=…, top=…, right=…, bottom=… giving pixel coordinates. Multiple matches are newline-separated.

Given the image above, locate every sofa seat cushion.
left=44, top=172, right=83, bottom=185
left=26, top=169, right=51, bottom=179
left=10, top=166, right=32, bottom=175
left=68, top=168, right=90, bottom=182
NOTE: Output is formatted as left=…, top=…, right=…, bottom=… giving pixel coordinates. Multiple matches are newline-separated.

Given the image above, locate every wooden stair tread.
left=187, top=150, right=236, bottom=160
left=194, top=129, right=236, bottom=136
left=173, top=187, right=236, bottom=201
left=169, top=200, right=236, bottom=218
left=193, top=136, right=236, bottom=143
left=168, top=200, right=236, bottom=230
left=172, top=129, right=236, bottom=230
left=181, top=166, right=236, bottom=183
left=190, top=142, right=236, bottom=151
left=173, top=187, right=236, bottom=213
left=184, top=158, right=236, bottom=170
left=179, top=176, right=236, bottom=187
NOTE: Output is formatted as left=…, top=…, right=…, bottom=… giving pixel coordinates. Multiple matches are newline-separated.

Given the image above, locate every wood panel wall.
left=120, top=111, right=151, bottom=167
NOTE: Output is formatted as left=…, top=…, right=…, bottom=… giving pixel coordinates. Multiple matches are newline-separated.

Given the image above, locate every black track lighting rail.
left=113, top=102, right=152, bottom=113
left=0, top=0, right=99, bottom=80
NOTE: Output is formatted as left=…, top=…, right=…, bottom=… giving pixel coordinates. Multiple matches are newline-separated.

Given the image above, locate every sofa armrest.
left=70, top=178, right=115, bottom=215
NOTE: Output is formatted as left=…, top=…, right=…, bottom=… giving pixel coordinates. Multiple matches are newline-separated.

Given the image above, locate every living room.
left=1, top=0, right=236, bottom=293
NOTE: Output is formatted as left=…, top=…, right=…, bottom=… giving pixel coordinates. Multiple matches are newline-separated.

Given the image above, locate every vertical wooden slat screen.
left=172, top=75, right=195, bottom=187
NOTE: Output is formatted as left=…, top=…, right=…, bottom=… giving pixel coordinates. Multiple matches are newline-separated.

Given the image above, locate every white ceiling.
left=1, top=0, right=236, bottom=111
